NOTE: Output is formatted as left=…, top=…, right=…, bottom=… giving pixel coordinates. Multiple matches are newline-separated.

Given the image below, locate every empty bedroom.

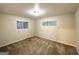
left=0, top=3, right=79, bottom=55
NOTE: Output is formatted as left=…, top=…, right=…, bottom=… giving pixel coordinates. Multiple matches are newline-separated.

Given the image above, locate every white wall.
left=59, top=14, right=76, bottom=47
left=36, top=13, right=76, bottom=47
left=0, top=13, right=76, bottom=48
left=0, top=13, right=35, bottom=47
left=75, top=8, right=79, bottom=53
left=35, top=17, right=59, bottom=41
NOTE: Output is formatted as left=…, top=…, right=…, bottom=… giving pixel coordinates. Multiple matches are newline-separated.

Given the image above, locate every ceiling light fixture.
left=27, top=3, right=45, bottom=16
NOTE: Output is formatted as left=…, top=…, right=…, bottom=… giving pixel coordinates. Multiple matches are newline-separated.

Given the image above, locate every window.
left=42, top=21, right=56, bottom=26
left=17, top=21, right=28, bottom=29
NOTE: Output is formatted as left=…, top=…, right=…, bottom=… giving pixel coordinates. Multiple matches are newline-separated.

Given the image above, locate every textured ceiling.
left=0, top=3, right=79, bottom=19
